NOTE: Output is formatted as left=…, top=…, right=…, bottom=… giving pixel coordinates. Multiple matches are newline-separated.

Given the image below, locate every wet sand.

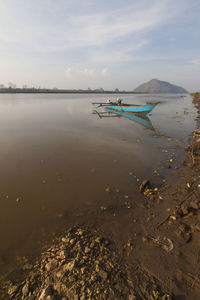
left=1, top=94, right=200, bottom=299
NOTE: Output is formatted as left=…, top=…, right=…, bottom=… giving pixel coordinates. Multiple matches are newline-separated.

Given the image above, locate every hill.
left=134, top=79, right=188, bottom=93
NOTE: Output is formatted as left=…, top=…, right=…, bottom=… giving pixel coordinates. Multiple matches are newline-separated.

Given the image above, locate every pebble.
left=84, top=246, right=90, bottom=254
left=45, top=259, right=57, bottom=271
left=58, top=250, right=67, bottom=260
left=99, top=269, right=108, bottom=281
left=39, top=286, right=52, bottom=300
left=22, top=282, right=29, bottom=296
left=181, top=203, right=189, bottom=215
left=189, top=201, right=199, bottom=210
left=8, top=285, right=19, bottom=295
left=63, top=260, right=75, bottom=272
left=61, top=237, right=69, bottom=243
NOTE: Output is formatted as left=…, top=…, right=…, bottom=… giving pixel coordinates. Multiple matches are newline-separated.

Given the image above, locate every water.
left=0, top=93, right=196, bottom=276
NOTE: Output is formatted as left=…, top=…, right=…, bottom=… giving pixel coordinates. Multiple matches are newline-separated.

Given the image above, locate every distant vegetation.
left=0, top=86, right=134, bottom=94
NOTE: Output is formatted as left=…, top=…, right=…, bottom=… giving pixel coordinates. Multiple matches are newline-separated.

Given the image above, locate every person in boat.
left=106, top=99, right=112, bottom=104
left=116, top=98, right=122, bottom=105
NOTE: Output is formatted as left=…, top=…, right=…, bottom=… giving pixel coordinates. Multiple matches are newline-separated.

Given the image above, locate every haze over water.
left=0, top=93, right=196, bottom=275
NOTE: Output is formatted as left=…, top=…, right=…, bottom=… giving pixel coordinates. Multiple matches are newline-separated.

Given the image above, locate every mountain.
left=134, top=79, right=188, bottom=94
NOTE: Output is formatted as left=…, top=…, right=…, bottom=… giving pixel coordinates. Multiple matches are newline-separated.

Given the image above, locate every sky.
left=0, top=0, right=200, bottom=91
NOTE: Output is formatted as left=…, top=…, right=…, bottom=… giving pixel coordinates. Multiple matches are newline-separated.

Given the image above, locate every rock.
left=162, top=294, right=172, bottom=300
left=129, top=295, right=136, bottom=300
left=45, top=259, right=57, bottom=272
left=58, top=250, right=67, bottom=260
left=63, top=260, right=75, bottom=272
left=95, top=264, right=100, bottom=272
left=23, top=263, right=33, bottom=270
left=178, top=224, right=186, bottom=233
left=180, top=203, right=189, bottom=215
left=195, top=224, right=200, bottom=231
left=61, top=237, right=69, bottom=243
left=189, top=201, right=199, bottom=210
left=76, top=229, right=83, bottom=235
left=162, top=238, right=174, bottom=252
left=8, top=284, right=19, bottom=296
left=139, top=179, right=150, bottom=193
left=39, top=286, right=53, bottom=300
left=181, top=232, right=192, bottom=243
left=95, top=237, right=100, bottom=243
left=56, top=270, right=64, bottom=278
left=22, top=282, right=29, bottom=296
left=84, top=246, right=90, bottom=254
left=69, top=239, right=75, bottom=245
left=46, top=296, right=56, bottom=300
left=99, top=269, right=108, bottom=281
left=90, top=242, right=95, bottom=248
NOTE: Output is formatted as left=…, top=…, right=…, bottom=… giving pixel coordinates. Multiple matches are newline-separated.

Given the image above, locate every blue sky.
left=0, top=0, right=200, bottom=91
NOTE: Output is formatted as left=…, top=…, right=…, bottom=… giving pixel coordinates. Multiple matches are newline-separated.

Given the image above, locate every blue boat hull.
left=106, top=103, right=156, bottom=113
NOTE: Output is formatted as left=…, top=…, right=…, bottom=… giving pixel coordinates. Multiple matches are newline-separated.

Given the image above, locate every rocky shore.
left=1, top=93, right=200, bottom=299
left=1, top=227, right=135, bottom=300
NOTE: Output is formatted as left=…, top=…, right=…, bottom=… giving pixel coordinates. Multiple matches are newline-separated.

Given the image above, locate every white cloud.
left=0, top=0, right=173, bottom=52
left=64, top=67, right=108, bottom=78
left=81, top=68, right=95, bottom=76
left=65, top=67, right=72, bottom=76
left=101, top=68, right=108, bottom=76
left=91, top=41, right=148, bottom=64
left=191, top=59, right=200, bottom=65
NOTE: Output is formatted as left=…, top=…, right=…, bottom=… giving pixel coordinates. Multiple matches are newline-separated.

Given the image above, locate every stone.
left=76, top=229, right=83, bottom=235
left=99, top=269, right=108, bottom=281
left=46, top=296, right=56, bottom=300
left=56, top=270, right=64, bottom=278
left=22, top=282, right=29, bottom=296
left=189, top=201, right=199, bottom=210
left=96, top=264, right=100, bottom=272
left=180, top=203, right=189, bottom=215
left=63, top=260, right=75, bottom=272
left=139, top=179, right=150, bottom=193
left=39, top=286, right=53, bottom=300
left=129, top=295, right=136, bottom=300
left=95, top=237, right=100, bottom=243
left=84, top=246, right=90, bottom=254
left=45, top=259, right=57, bottom=272
left=182, top=232, right=192, bottom=243
left=8, top=285, right=19, bottom=296
left=62, top=237, right=69, bottom=243
left=90, top=242, right=95, bottom=248
left=58, top=250, right=67, bottom=260
left=69, top=239, right=75, bottom=245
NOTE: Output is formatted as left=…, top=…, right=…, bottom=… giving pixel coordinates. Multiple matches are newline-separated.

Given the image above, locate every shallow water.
left=0, top=93, right=196, bottom=275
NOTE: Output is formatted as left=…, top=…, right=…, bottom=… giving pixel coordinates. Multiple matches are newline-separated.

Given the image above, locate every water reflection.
left=92, top=109, right=155, bottom=131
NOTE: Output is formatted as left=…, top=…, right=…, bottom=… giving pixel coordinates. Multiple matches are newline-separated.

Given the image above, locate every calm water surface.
left=0, top=93, right=196, bottom=275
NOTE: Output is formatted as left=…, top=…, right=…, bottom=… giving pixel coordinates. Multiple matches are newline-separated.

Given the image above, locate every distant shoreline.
left=0, top=88, right=189, bottom=94
left=0, top=88, right=135, bottom=94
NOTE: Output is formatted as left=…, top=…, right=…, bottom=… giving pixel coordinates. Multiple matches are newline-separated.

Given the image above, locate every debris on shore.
left=2, top=227, right=135, bottom=300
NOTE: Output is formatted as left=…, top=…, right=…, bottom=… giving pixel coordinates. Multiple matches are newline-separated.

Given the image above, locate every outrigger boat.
left=92, top=100, right=159, bottom=113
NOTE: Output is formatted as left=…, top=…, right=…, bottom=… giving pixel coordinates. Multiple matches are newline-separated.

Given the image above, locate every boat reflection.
left=92, top=109, right=155, bottom=131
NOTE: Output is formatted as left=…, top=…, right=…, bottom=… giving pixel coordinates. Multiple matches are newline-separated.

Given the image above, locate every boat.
left=92, top=101, right=159, bottom=113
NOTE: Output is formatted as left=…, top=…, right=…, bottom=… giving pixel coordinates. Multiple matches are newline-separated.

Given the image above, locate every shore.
left=1, top=94, right=200, bottom=299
